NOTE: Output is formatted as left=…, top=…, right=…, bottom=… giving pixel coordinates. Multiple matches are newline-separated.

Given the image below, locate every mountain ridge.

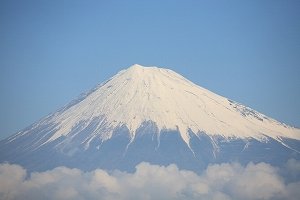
left=1, top=64, right=300, bottom=172
left=10, top=64, right=299, bottom=144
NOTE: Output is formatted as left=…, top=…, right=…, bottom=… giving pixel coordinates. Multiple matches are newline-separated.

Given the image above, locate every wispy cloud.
left=1, top=160, right=300, bottom=200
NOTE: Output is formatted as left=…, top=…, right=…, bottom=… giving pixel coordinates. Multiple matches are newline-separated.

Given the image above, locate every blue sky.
left=0, top=0, right=299, bottom=139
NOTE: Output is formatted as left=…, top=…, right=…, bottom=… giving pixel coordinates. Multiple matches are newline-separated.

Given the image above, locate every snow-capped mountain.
left=1, top=64, right=299, bottom=172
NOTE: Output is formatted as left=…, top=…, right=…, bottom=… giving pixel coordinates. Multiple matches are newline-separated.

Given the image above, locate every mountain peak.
left=129, top=64, right=145, bottom=69
left=33, top=64, right=299, bottom=148
left=127, top=64, right=161, bottom=74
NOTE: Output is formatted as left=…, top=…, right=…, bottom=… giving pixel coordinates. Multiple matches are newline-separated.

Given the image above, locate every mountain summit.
left=1, top=64, right=300, bottom=172
left=41, top=64, right=299, bottom=144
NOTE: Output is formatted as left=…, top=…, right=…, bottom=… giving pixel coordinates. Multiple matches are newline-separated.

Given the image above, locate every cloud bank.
left=1, top=160, right=300, bottom=200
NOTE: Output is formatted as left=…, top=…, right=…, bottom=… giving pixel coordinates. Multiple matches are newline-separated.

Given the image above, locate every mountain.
left=1, top=64, right=299, bottom=173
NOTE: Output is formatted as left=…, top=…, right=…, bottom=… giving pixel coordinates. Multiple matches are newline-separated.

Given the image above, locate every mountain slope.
left=1, top=64, right=299, bottom=172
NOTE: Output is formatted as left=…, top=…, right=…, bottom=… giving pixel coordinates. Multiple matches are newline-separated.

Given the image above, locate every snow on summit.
left=38, top=64, right=300, bottom=146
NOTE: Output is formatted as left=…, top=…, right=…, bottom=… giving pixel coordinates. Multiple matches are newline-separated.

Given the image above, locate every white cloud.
left=0, top=161, right=300, bottom=200
left=285, top=158, right=300, bottom=176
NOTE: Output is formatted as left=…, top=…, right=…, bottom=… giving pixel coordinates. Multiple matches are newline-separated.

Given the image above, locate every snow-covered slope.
left=11, top=64, right=300, bottom=147
left=2, top=64, right=300, bottom=172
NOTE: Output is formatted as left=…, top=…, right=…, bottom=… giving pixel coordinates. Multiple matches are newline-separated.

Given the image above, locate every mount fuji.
left=1, top=64, right=299, bottom=173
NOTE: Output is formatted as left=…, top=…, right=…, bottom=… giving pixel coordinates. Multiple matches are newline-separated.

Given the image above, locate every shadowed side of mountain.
left=1, top=120, right=300, bottom=173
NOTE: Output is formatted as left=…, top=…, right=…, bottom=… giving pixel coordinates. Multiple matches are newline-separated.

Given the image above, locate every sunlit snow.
left=16, top=64, right=300, bottom=148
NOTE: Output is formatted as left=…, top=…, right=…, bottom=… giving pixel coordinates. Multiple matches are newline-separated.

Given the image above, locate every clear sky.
left=0, top=0, right=299, bottom=139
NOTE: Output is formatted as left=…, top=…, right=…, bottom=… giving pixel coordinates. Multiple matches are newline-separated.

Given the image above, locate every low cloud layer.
left=1, top=160, right=300, bottom=200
